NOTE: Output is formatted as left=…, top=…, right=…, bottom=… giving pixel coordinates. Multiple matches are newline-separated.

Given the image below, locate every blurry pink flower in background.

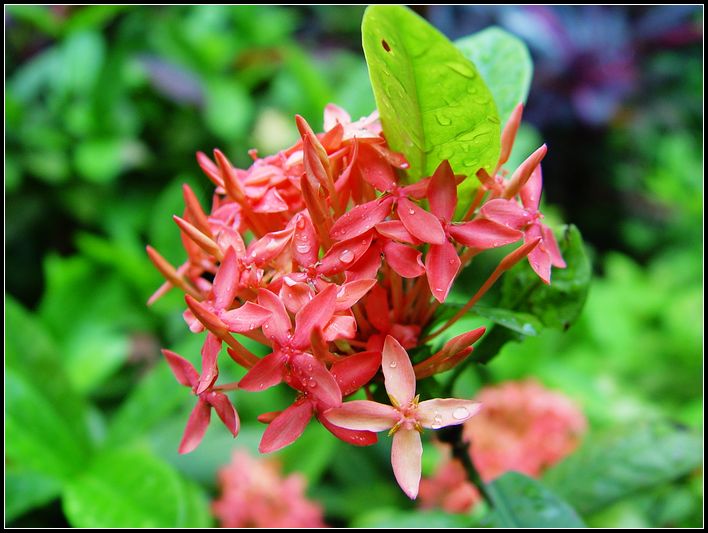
left=419, top=380, right=586, bottom=513
left=212, top=451, right=327, bottom=528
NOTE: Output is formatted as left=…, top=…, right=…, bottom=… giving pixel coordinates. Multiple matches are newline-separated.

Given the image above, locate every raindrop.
left=389, top=360, right=397, bottom=368
left=248, top=322, right=255, bottom=329
left=408, top=208, right=415, bottom=215
left=448, top=259, right=455, bottom=265
left=434, top=288, right=443, bottom=293
left=452, top=407, right=469, bottom=420
left=264, top=324, right=270, bottom=329
left=296, top=217, right=306, bottom=229
left=339, top=249, right=354, bottom=263
left=308, top=380, right=318, bottom=388
left=431, top=413, right=444, bottom=429
left=435, top=112, right=452, bottom=126
left=296, top=243, right=311, bottom=253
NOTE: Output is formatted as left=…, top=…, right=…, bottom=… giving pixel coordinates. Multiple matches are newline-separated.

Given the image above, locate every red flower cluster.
left=147, top=103, right=564, bottom=498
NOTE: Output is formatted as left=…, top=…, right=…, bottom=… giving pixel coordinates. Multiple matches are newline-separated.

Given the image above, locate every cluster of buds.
left=147, top=103, right=565, bottom=498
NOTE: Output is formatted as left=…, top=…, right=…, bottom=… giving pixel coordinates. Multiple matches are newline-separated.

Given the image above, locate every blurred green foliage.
left=4, top=5, right=702, bottom=528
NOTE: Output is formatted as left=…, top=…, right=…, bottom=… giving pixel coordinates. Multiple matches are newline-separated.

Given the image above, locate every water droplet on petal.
left=389, top=360, right=397, bottom=368
left=339, top=249, right=354, bottom=263
left=308, top=380, right=317, bottom=388
left=296, top=243, right=311, bottom=253
left=264, top=324, right=270, bottom=329
left=248, top=322, right=255, bottom=329
left=408, top=208, right=415, bottom=215
left=453, top=407, right=470, bottom=420
left=431, top=413, right=444, bottom=429
left=435, top=288, right=443, bottom=293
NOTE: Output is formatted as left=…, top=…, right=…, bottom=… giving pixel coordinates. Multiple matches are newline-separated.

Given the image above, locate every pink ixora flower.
left=212, top=450, right=327, bottom=528
left=324, top=336, right=481, bottom=499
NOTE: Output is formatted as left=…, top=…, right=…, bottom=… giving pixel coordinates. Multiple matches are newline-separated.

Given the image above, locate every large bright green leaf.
left=487, top=472, right=586, bottom=528
left=543, top=422, right=703, bottom=515
left=62, top=448, right=212, bottom=527
left=362, top=5, right=500, bottom=181
left=456, top=27, right=533, bottom=125
left=6, top=370, right=91, bottom=481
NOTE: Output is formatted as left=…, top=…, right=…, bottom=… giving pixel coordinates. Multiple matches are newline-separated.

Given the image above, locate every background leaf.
left=362, top=5, right=500, bottom=181
left=543, top=421, right=703, bottom=515
left=487, top=471, right=586, bottom=527
left=62, top=448, right=212, bottom=527
left=456, top=27, right=533, bottom=125
left=5, top=469, right=63, bottom=522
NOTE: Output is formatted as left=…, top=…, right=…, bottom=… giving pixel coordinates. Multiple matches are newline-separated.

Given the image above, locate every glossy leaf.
left=362, top=5, right=500, bottom=180
left=62, top=449, right=211, bottom=527
left=473, top=305, right=544, bottom=336
left=501, top=224, right=591, bottom=330
left=456, top=27, right=533, bottom=125
left=487, top=472, right=586, bottom=528
left=543, top=422, right=704, bottom=515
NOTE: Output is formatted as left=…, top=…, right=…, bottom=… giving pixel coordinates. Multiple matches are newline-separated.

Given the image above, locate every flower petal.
left=162, top=349, right=199, bottom=388
left=384, top=241, right=425, bottom=279
left=323, top=314, right=357, bottom=341
left=330, top=196, right=393, bottom=241
left=357, top=142, right=397, bottom=192
left=279, top=278, right=314, bottom=314
left=344, top=245, right=383, bottom=282
left=542, top=224, right=566, bottom=268
left=417, top=398, right=481, bottom=429
left=330, top=350, right=382, bottom=396
left=425, top=241, right=460, bottom=303
left=291, top=212, right=319, bottom=267
left=324, top=400, right=398, bottom=431
left=320, top=416, right=378, bottom=447
left=212, top=247, right=240, bottom=310
left=519, top=164, right=543, bottom=211
left=391, top=429, right=423, bottom=499
left=448, top=219, right=522, bottom=249
left=428, top=160, right=457, bottom=222
left=205, top=391, right=240, bottom=437
left=335, top=279, right=376, bottom=312
left=178, top=399, right=211, bottom=454
left=220, top=301, right=272, bottom=333
left=292, top=284, right=337, bottom=349
left=290, top=352, right=342, bottom=409
left=257, top=288, right=292, bottom=345
left=364, top=283, right=391, bottom=333
left=237, top=351, right=287, bottom=391
left=259, top=400, right=313, bottom=453
left=196, top=333, right=221, bottom=394
left=246, top=227, right=294, bottom=266
left=318, top=232, right=374, bottom=276
left=480, top=198, right=532, bottom=230
left=382, top=335, right=416, bottom=406
left=376, top=220, right=416, bottom=244
left=397, top=198, right=445, bottom=245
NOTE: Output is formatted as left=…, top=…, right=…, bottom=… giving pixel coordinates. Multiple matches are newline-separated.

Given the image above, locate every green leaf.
left=352, top=508, right=472, bottom=528
left=5, top=469, right=62, bottom=522
left=473, top=305, right=543, bottom=336
left=204, top=79, right=253, bottom=140
left=6, top=370, right=92, bottom=481
left=543, top=422, right=704, bottom=515
left=501, top=224, right=591, bottom=330
left=62, top=448, right=212, bottom=527
left=456, top=27, right=533, bottom=125
left=362, top=5, right=500, bottom=181
left=487, top=472, right=586, bottom=528
left=73, top=137, right=126, bottom=184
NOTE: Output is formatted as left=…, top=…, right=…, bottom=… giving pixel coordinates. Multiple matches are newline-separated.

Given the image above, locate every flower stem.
left=436, top=425, right=493, bottom=507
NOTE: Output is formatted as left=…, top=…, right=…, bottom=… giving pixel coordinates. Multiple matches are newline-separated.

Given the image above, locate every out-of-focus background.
left=5, top=5, right=703, bottom=528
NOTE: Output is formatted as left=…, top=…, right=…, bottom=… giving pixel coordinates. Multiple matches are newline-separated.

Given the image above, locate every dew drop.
left=264, top=324, right=270, bottom=329
left=339, top=249, right=354, bottom=263
left=296, top=217, right=306, bottom=229
left=296, top=243, right=311, bottom=253
left=435, top=112, right=452, bottom=126
left=434, top=288, right=443, bottom=293
left=448, top=259, right=455, bottom=265
left=408, top=208, right=415, bottom=215
left=248, top=322, right=255, bottom=329
left=453, top=407, right=469, bottom=420
left=431, top=413, right=444, bottom=429
left=389, top=360, right=397, bottom=368
left=308, top=380, right=318, bottom=388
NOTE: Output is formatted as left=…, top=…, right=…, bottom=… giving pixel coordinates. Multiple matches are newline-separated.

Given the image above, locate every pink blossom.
left=212, top=450, right=327, bottom=528
left=325, top=336, right=480, bottom=499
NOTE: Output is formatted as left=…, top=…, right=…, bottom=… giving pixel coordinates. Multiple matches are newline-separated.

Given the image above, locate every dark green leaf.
left=5, top=469, right=62, bottom=522
left=487, top=472, right=586, bottom=528
left=543, top=421, right=704, bottom=515
left=362, top=5, right=500, bottom=181
left=501, top=224, right=591, bottom=330
left=62, top=448, right=212, bottom=527
left=456, top=27, right=533, bottom=125
left=473, top=305, right=543, bottom=336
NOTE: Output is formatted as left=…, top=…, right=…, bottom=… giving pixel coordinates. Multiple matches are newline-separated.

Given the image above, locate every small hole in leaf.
left=381, top=39, right=391, bottom=52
